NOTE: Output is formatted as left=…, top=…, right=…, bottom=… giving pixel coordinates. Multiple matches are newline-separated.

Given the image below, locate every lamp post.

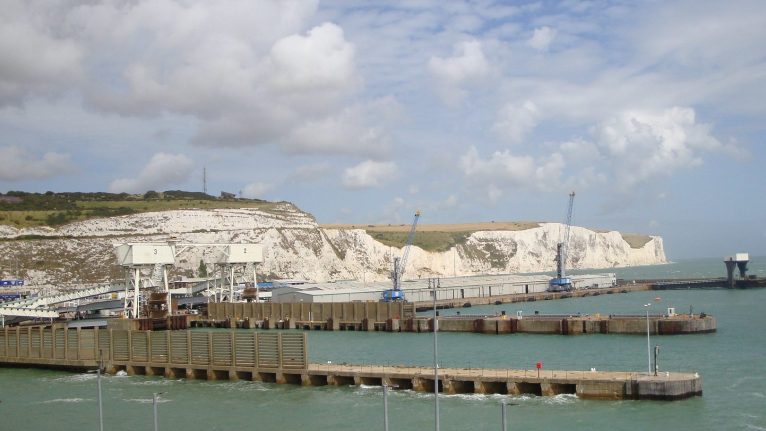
left=97, top=352, right=104, bottom=431
left=501, top=400, right=507, bottom=431
left=383, top=383, right=390, bottom=431
left=500, top=400, right=518, bottom=431
left=432, top=278, right=440, bottom=431
left=88, top=351, right=104, bottom=431
left=644, top=303, right=651, bottom=375
left=383, top=383, right=398, bottom=431
left=153, top=392, right=164, bottom=431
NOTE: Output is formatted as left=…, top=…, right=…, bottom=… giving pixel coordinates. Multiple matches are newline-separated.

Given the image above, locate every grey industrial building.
left=270, top=273, right=616, bottom=303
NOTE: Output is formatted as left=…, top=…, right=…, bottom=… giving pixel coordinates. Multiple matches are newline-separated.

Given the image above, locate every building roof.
left=273, top=273, right=615, bottom=297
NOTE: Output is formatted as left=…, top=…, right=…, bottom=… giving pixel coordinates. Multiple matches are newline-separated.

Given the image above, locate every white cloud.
left=0, top=2, right=386, bottom=159
left=460, top=146, right=564, bottom=191
left=268, top=22, right=356, bottom=94
left=241, top=182, right=274, bottom=199
left=342, top=160, right=397, bottom=189
left=108, top=153, right=194, bottom=193
left=0, top=146, right=76, bottom=181
left=528, top=26, right=557, bottom=51
left=428, top=40, right=490, bottom=104
left=493, top=100, right=540, bottom=144
left=0, top=2, right=82, bottom=104
left=285, top=105, right=390, bottom=157
left=593, top=107, right=734, bottom=190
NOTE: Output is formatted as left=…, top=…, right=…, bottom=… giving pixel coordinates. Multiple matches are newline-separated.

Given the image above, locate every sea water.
left=1, top=257, right=764, bottom=431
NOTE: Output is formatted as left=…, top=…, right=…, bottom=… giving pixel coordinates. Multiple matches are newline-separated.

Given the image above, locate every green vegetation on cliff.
left=0, top=190, right=272, bottom=227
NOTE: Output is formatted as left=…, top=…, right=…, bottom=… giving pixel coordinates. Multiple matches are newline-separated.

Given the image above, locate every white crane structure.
left=115, top=242, right=263, bottom=318
left=0, top=241, right=264, bottom=323
left=114, top=243, right=176, bottom=319
left=549, top=191, right=575, bottom=292
left=382, top=210, right=421, bottom=302
left=188, top=244, right=263, bottom=303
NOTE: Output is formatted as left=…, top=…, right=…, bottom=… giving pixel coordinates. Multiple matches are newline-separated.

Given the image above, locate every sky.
left=1, top=0, right=765, bottom=260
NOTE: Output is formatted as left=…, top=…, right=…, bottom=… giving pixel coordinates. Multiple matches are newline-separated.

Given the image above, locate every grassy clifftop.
left=322, top=221, right=541, bottom=252
left=323, top=221, right=654, bottom=251
left=0, top=190, right=278, bottom=228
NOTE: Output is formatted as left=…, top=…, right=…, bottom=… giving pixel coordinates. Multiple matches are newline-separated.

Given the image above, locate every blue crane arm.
left=395, top=210, right=421, bottom=290
left=561, top=192, right=575, bottom=278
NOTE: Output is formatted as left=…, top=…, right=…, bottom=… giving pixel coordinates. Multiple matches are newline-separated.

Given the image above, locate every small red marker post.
left=536, top=361, right=542, bottom=378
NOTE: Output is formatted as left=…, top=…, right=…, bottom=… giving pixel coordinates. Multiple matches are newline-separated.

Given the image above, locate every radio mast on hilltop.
left=203, top=166, right=207, bottom=195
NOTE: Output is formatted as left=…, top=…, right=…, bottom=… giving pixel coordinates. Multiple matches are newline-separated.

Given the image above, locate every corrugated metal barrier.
left=0, top=326, right=307, bottom=371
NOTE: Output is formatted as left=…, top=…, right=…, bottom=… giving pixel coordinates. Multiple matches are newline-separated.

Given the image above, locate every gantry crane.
left=382, top=210, right=421, bottom=302
left=549, top=192, right=575, bottom=292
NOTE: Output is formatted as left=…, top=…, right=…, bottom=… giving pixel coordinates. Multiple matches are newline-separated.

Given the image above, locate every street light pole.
left=97, top=352, right=104, bottom=431
left=501, top=400, right=507, bottom=431
left=383, top=383, right=400, bottom=431
left=432, top=278, right=440, bottom=431
left=383, top=383, right=390, bottom=431
left=644, top=303, right=651, bottom=375
left=153, top=392, right=163, bottom=431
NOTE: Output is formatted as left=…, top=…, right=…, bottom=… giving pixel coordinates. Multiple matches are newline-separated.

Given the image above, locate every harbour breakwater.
left=0, top=325, right=702, bottom=400
left=202, top=295, right=716, bottom=335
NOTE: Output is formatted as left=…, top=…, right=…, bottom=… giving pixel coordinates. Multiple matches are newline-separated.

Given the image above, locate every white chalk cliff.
left=0, top=203, right=666, bottom=285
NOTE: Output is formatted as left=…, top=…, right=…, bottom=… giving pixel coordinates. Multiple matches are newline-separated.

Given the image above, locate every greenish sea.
left=1, top=257, right=765, bottom=430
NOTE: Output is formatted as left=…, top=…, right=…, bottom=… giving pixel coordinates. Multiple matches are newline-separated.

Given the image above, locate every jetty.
left=0, top=324, right=702, bottom=400
left=202, top=301, right=716, bottom=335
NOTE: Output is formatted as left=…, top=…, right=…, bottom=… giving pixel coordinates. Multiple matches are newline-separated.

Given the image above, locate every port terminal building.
left=270, top=273, right=616, bottom=303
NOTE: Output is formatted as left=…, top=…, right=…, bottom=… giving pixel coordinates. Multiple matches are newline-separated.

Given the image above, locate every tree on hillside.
left=197, top=259, right=208, bottom=278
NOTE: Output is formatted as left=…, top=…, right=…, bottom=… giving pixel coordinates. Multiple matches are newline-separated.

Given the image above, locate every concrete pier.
left=198, top=312, right=716, bottom=335
left=293, top=364, right=701, bottom=401
left=0, top=325, right=702, bottom=401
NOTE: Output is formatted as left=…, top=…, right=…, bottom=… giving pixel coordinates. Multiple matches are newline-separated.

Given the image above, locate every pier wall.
left=0, top=326, right=307, bottom=374
left=207, top=301, right=413, bottom=323
left=0, top=326, right=702, bottom=401
left=199, top=312, right=715, bottom=336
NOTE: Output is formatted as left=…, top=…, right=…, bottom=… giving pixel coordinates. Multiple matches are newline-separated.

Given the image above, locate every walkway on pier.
left=303, top=363, right=701, bottom=400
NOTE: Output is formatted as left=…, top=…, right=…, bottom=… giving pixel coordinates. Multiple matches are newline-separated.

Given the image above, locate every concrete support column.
left=474, top=380, right=489, bottom=394
left=507, top=381, right=521, bottom=395
left=443, top=379, right=456, bottom=394
left=329, top=318, right=340, bottom=331
left=412, top=377, right=428, bottom=392
left=301, top=374, right=313, bottom=386
left=206, top=369, right=217, bottom=380
left=541, top=382, right=556, bottom=396
left=389, top=319, right=400, bottom=332
left=362, top=318, right=373, bottom=332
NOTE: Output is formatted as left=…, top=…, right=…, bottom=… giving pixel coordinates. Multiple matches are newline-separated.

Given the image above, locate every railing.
left=0, top=326, right=307, bottom=370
